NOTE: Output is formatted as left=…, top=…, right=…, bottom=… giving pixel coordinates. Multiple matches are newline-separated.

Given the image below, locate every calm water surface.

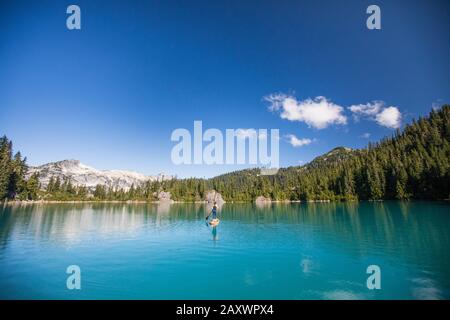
left=0, top=202, right=449, bottom=299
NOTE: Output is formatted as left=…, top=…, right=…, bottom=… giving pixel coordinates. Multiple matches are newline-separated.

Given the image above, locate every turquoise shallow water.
left=0, top=202, right=449, bottom=299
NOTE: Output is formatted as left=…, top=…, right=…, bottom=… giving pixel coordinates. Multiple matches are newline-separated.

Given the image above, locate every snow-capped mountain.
left=27, top=160, right=173, bottom=190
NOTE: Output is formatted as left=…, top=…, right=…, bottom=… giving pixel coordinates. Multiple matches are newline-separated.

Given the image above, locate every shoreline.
left=3, top=199, right=331, bottom=205
left=2, top=199, right=448, bottom=205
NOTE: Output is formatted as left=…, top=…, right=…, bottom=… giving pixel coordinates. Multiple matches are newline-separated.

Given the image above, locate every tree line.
left=0, top=136, right=39, bottom=200
left=1, top=105, right=449, bottom=202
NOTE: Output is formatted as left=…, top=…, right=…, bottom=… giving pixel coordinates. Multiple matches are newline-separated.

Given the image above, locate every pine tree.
left=53, top=177, right=61, bottom=192
left=10, top=152, right=28, bottom=199
left=0, top=136, right=12, bottom=200
left=26, top=173, right=40, bottom=200
left=47, top=177, right=55, bottom=193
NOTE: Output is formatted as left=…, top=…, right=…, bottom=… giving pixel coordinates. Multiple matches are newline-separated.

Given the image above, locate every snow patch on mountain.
left=27, top=159, right=173, bottom=190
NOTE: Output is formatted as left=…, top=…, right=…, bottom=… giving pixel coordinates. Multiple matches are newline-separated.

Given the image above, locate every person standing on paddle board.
left=211, top=202, right=218, bottom=219
left=205, top=197, right=220, bottom=226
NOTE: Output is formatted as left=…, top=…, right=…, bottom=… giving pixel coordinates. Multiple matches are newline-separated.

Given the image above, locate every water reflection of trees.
left=0, top=203, right=211, bottom=245
left=0, top=202, right=449, bottom=276
left=223, top=201, right=450, bottom=274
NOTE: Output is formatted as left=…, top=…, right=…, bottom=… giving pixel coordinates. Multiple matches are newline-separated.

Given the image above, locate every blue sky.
left=0, top=0, right=449, bottom=178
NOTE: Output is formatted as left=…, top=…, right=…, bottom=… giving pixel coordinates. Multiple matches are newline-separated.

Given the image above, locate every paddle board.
left=209, top=218, right=220, bottom=226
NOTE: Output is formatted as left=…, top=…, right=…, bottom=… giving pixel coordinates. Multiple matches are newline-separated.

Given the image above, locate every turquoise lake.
left=0, top=202, right=449, bottom=299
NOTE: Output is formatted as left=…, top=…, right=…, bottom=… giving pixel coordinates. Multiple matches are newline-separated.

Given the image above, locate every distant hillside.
left=183, top=105, right=450, bottom=201
left=305, top=147, right=357, bottom=170
left=212, top=147, right=356, bottom=180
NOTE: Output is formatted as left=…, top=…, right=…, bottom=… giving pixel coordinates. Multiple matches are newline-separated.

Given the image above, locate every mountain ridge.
left=27, top=159, right=173, bottom=190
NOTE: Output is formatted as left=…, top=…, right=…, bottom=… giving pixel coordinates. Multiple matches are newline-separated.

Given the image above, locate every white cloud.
left=235, top=129, right=271, bottom=141
left=348, top=101, right=383, bottom=120
left=360, top=133, right=371, bottom=139
left=265, top=93, right=289, bottom=112
left=375, top=106, right=401, bottom=128
left=285, top=134, right=313, bottom=147
left=235, top=129, right=257, bottom=139
left=258, top=131, right=267, bottom=140
left=265, top=94, right=347, bottom=129
left=266, top=94, right=402, bottom=130
left=348, top=101, right=402, bottom=129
